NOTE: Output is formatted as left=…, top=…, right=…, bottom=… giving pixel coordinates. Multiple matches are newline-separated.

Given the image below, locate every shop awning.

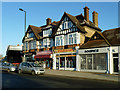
left=34, top=55, right=50, bottom=59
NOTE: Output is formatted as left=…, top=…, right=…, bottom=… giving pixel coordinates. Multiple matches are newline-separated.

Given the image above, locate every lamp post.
left=19, top=8, right=27, bottom=62
left=19, top=8, right=26, bottom=33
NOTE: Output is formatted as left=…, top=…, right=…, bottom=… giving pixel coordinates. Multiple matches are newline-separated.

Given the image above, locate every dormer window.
left=43, top=29, right=52, bottom=36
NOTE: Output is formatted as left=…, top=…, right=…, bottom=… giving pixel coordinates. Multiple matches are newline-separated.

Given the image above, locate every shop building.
left=6, top=44, right=23, bottom=64
left=34, top=18, right=59, bottom=69
left=22, top=25, right=42, bottom=62
left=52, top=6, right=102, bottom=70
left=77, top=28, right=120, bottom=74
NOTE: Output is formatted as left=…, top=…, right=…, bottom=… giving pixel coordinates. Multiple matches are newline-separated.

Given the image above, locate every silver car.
left=18, top=62, right=45, bottom=75
left=2, top=63, right=16, bottom=72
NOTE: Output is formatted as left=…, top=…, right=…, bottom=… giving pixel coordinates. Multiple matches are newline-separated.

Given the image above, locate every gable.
left=80, top=31, right=111, bottom=49
left=54, top=12, right=86, bottom=36
left=90, top=32, right=104, bottom=40
left=22, top=25, right=41, bottom=43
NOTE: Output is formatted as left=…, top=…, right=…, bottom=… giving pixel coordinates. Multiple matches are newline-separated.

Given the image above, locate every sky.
left=1, top=2, right=118, bottom=56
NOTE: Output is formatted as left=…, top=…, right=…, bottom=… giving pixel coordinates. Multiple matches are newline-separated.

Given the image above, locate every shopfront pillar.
left=76, top=46, right=80, bottom=71
left=64, top=57, right=67, bottom=70
left=52, top=54, right=56, bottom=70
left=109, top=47, right=113, bottom=74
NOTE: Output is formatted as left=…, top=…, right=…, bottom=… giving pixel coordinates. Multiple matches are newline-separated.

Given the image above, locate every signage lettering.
left=85, top=49, right=99, bottom=53
left=55, top=49, right=75, bottom=53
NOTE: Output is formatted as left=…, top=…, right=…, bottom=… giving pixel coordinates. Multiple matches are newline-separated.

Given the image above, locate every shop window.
left=81, top=55, right=86, bottom=69
left=60, top=57, right=65, bottom=68
left=87, top=55, right=92, bottom=69
left=66, top=57, right=76, bottom=68
left=93, top=54, right=107, bottom=70
left=81, top=54, right=107, bottom=70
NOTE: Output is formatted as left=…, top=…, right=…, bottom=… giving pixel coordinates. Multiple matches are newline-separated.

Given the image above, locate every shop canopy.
left=34, top=50, right=52, bottom=59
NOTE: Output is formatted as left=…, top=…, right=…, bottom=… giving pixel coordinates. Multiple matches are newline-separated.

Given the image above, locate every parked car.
left=18, top=62, right=45, bottom=75
left=2, top=62, right=16, bottom=72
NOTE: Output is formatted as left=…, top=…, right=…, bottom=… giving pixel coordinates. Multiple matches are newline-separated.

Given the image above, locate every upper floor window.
left=62, top=21, right=72, bottom=30
left=29, top=33, right=34, bottom=38
left=69, top=34, right=77, bottom=45
left=43, top=29, right=51, bottom=36
left=56, top=36, right=63, bottom=46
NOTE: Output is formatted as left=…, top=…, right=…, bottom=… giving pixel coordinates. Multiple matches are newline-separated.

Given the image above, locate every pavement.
left=45, top=69, right=119, bottom=82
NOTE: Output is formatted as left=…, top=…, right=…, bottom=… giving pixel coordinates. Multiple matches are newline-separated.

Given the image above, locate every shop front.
left=77, top=47, right=119, bottom=74
left=54, top=49, right=76, bottom=70
left=34, top=51, right=53, bottom=69
left=24, top=50, right=36, bottom=62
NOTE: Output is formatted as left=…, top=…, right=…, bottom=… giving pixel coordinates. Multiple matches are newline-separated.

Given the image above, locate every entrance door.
left=113, top=58, right=118, bottom=72
left=86, top=55, right=92, bottom=70
left=56, top=58, right=59, bottom=70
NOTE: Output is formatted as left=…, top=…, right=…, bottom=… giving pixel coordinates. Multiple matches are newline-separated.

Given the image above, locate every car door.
left=26, top=63, right=32, bottom=73
left=21, top=62, right=27, bottom=72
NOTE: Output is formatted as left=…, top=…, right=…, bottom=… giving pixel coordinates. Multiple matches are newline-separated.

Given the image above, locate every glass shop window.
left=93, top=54, right=107, bottom=70
left=81, top=55, right=86, bottom=69
left=60, top=57, right=65, bottom=68
left=66, top=57, right=76, bottom=68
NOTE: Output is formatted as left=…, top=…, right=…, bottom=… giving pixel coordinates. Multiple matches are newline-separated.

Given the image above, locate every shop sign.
left=85, top=49, right=99, bottom=53
left=36, top=50, right=52, bottom=55
left=79, top=47, right=109, bottom=54
left=55, top=49, right=75, bottom=53
left=56, top=55, right=76, bottom=57
left=30, top=50, right=35, bottom=52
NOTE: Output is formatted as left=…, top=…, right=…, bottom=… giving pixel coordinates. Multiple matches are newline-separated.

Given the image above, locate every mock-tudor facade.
left=22, top=6, right=119, bottom=74
left=51, top=7, right=102, bottom=70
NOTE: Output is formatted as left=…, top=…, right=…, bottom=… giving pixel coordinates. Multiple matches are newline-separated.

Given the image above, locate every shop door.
left=113, top=58, right=118, bottom=72
left=86, top=55, right=92, bottom=70
left=56, top=58, right=59, bottom=70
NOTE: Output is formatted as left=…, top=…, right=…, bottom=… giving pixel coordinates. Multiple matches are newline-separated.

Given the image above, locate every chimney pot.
left=84, top=6, right=89, bottom=22
left=92, top=11, right=98, bottom=27
left=46, top=18, right=52, bottom=25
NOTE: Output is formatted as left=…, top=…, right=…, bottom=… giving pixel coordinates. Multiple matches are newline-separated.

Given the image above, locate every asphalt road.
left=1, top=70, right=119, bottom=89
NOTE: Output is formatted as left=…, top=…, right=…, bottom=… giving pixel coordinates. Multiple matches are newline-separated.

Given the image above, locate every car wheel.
left=18, top=69, right=22, bottom=74
left=31, top=71, right=35, bottom=75
left=7, top=69, right=10, bottom=72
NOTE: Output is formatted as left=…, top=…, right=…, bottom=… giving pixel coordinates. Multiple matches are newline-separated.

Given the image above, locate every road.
left=1, top=70, right=119, bottom=89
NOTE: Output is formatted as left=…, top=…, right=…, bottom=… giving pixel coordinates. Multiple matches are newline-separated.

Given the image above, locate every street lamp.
left=19, top=8, right=27, bottom=62
left=19, top=8, right=26, bottom=33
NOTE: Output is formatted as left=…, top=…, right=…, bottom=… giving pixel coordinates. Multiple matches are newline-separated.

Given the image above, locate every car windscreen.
left=30, top=63, right=41, bottom=67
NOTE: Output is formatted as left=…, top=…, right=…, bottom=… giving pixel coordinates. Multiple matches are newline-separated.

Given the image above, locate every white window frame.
left=55, top=36, right=64, bottom=46
left=68, top=33, right=77, bottom=45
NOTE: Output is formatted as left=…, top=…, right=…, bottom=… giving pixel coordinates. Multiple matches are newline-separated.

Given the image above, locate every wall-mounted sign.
left=30, top=50, right=35, bottom=52
left=85, top=49, right=99, bottom=53
left=36, top=50, right=52, bottom=55
left=56, top=55, right=76, bottom=57
left=55, top=49, right=75, bottom=53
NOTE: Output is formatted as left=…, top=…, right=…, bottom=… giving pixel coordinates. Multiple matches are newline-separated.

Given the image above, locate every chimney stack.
left=46, top=18, right=52, bottom=25
left=92, top=11, right=98, bottom=27
left=84, top=6, right=89, bottom=22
